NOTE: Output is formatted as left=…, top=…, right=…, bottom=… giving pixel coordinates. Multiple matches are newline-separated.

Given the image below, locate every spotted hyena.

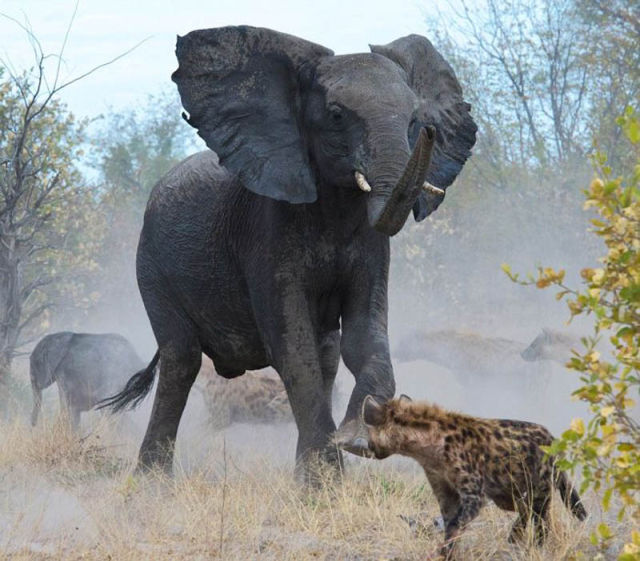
left=362, top=395, right=586, bottom=560
left=199, top=358, right=292, bottom=428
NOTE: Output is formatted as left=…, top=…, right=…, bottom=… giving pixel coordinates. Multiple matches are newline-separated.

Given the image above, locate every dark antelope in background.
left=103, top=25, right=476, bottom=477
left=31, top=332, right=144, bottom=429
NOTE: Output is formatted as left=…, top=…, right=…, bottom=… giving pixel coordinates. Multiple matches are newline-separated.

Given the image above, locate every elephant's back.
left=33, top=331, right=74, bottom=352
left=139, top=150, right=241, bottom=268
left=145, top=150, right=232, bottom=217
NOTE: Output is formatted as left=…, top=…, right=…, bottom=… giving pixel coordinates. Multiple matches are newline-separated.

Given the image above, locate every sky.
left=1, top=0, right=433, bottom=119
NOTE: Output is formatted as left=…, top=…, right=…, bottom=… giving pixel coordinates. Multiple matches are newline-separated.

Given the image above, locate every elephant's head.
left=172, top=26, right=476, bottom=235
left=29, top=333, right=73, bottom=426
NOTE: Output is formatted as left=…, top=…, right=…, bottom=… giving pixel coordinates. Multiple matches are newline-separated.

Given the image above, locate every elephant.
left=102, top=25, right=476, bottom=477
left=30, top=332, right=144, bottom=429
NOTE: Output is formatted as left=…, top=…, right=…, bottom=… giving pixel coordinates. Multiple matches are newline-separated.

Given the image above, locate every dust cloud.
left=17, top=160, right=600, bottom=459
left=0, top=148, right=610, bottom=560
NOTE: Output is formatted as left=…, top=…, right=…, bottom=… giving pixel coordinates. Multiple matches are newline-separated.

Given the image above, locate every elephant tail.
left=97, top=351, right=160, bottom=413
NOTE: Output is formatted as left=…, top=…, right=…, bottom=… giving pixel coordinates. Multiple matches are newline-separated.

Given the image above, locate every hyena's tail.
left=555, top=470, right=587, bottom=520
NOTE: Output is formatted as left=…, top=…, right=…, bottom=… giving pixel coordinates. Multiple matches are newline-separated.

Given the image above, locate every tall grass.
left=0, top=417, right=628, bottom=560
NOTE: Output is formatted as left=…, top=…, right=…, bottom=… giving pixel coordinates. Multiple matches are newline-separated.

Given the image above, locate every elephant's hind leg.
left=138, top=337, right=202, bottom=474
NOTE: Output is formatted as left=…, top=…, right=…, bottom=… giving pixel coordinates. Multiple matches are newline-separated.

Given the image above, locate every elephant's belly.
left=198, top=317, right=270, bottom=376
left=183, top=287, right=271, bottom=376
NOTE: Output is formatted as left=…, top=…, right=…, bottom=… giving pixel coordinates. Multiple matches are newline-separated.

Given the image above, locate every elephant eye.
left=328, top=104, right=344, bottom=124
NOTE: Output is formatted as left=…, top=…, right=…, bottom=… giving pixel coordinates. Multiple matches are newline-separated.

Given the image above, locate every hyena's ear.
left=362, top=395, right=386, bottom=426
left=398, top=394, right=413, bottom=403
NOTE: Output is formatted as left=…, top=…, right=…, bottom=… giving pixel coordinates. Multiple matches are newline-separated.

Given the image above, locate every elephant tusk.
left=355, top=171, right=372, bottom=193
left=423, top=181, right=445, bottom=196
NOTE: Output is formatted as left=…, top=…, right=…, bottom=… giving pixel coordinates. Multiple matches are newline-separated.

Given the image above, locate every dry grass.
left=0, top=417, right=631, bottom=560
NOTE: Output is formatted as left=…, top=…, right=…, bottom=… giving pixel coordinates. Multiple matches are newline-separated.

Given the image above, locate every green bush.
left=503, top=107, right=640, bottom=560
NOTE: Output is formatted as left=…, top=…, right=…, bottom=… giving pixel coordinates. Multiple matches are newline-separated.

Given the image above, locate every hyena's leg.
left=508, top=508, right=528, bottom=544
left=429, top=478, right=460, bottom=530
left=509, top=486, right=551, bottom=545
left=531, top=490, right=551, bottom=545
left=441, top=479, right=484, bottom=559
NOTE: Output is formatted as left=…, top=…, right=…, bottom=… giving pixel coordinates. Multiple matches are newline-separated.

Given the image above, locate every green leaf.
left=620, top=285, right=640, bottom=303
left=597, top=523, right=613, bottom=539
left=627, top=118, right=640, bottom=144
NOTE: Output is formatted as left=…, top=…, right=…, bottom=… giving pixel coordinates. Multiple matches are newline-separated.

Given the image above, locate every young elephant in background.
left=361, top=396, right=586, bottom=560
left=30, top=332, right=145, bottom=429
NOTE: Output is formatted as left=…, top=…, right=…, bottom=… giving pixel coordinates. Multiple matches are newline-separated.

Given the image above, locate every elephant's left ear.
left=371, top=35, right=477, bottom=220
left=172, top=26, right=333, bottom=204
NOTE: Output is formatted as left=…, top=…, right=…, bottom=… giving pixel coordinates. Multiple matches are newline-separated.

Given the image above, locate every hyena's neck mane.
left=387, top=399, right=472, bottom=428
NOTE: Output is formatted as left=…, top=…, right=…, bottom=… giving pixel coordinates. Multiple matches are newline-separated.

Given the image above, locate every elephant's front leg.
left=256, top=290, right=339, bottom=480
left=336, top=280, right=396, bottom=453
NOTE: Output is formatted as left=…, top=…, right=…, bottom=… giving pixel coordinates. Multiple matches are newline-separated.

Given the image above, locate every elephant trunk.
left=364, top=126, right=436, bottom=236
left=31, top=383, right=42, bottom=427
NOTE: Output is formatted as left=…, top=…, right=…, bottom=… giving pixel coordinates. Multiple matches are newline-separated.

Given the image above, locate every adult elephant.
left=30, top=332, right=144, bottom=429
left=103, top=26, right=476, bottom=477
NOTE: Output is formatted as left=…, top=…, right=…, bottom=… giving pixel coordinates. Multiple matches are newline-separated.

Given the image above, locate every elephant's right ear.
left=172, top=26, right=333, bottom=203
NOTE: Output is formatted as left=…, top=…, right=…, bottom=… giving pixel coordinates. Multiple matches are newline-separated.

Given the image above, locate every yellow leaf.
left=601, top=406, right=615, bottom=417
left=570, top=418, right=585, bottom=436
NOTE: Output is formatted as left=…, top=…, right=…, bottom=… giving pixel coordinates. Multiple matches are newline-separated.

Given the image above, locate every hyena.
left=362, top=395, right=586, bottom=559
left=199, top=358, right=292, bottom=428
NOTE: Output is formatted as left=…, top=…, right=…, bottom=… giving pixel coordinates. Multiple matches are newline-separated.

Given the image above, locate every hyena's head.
left=361, top=394, right=415, bottom=459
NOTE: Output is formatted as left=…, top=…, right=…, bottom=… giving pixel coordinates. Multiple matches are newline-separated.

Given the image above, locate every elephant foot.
left=333, top=419, right=374, bottom=458
left=137, top=443, right=175, bottom=477
left=294, top=444, right=344, bottom=487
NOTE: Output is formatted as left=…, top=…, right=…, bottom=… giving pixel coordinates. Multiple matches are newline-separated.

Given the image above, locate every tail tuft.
left=556, top=470, right=587, bottom=521
left=97, top=351, right=159, bottom=413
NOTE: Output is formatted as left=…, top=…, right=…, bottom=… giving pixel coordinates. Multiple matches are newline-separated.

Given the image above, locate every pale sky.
left=1, top=0, right=434, bottom=119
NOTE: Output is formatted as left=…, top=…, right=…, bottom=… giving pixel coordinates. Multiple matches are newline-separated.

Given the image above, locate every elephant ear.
left=172, top=26, right=333, bottom=203
left=370, top=35, right=477, bottom=221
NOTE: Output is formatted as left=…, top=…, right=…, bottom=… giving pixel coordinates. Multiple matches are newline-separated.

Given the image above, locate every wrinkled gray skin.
left=107, top=26, right=476, bottom=477
left=30, top=332, right=144, bottom=429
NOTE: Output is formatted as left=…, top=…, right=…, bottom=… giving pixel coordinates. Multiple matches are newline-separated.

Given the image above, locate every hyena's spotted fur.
left=199, top=358, right=292, bottom=428
left=363, top=396, right=586, bottom=559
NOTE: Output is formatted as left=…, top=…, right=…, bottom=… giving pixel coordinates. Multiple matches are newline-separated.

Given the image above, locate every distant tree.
left=92, top=90, right=195, bottom=214
left=577, top=0, right=640, bottom=170
left=428, top=0, right=639, bottom=187
left=0, top=63, right=101, bottom=379
left=0, top=15, right=134, bottom=380
left=83, top=92, right=195, bottom=322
